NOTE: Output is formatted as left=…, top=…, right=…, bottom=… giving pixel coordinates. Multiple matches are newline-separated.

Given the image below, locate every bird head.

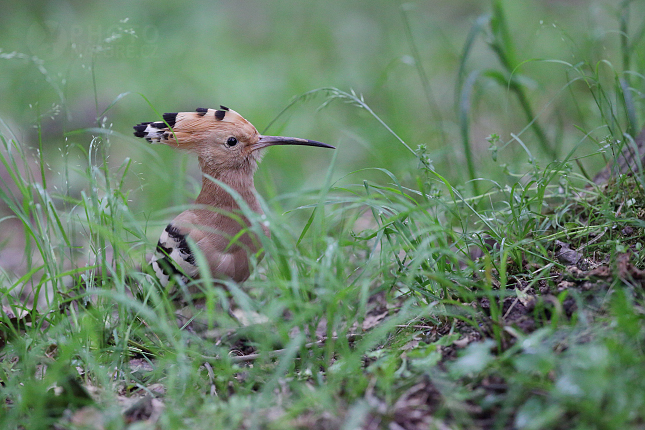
left=134, top=106, right=334, bottom=172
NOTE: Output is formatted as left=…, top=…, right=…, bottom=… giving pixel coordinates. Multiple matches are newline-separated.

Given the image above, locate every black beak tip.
left=312, top=140, right=336, bottom=149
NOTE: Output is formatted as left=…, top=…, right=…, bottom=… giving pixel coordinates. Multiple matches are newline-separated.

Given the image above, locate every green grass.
left=2, top=0, right=645, bottom=429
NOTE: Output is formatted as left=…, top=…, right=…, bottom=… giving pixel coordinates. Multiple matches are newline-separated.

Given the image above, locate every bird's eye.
left=226, top=136, right=238, bottom=147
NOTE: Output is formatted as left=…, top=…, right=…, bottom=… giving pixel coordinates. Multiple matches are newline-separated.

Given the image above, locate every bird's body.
left=133, top=106, right=333, bottom=294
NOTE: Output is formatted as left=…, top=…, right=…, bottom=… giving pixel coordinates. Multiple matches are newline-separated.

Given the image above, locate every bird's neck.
left=195, top=159, right=261, bottom=214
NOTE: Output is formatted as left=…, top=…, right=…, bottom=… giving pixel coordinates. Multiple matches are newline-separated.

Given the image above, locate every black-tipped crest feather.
left=163, top=112, right=177, bottom=128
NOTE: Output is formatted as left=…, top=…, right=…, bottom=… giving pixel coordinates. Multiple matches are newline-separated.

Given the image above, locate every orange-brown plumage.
left=133, top=106, right=333, bottom=296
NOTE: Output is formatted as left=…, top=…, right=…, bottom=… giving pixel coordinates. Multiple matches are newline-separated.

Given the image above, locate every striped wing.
left=151, top=223, right=199, bottom=289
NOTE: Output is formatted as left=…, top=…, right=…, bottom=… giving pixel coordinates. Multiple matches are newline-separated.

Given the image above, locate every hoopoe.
left=133, top=106, right=334, bottom=295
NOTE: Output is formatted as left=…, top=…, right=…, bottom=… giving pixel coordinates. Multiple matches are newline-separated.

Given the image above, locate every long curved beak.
left=251, top=135, right=335, bottom=152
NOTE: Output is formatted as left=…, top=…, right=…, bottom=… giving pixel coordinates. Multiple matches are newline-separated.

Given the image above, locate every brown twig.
left=200, top=334, right=363, bottom=364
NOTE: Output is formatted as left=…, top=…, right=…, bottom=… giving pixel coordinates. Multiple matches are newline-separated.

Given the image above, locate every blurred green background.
left=0, top=0, right=641, bottom=218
